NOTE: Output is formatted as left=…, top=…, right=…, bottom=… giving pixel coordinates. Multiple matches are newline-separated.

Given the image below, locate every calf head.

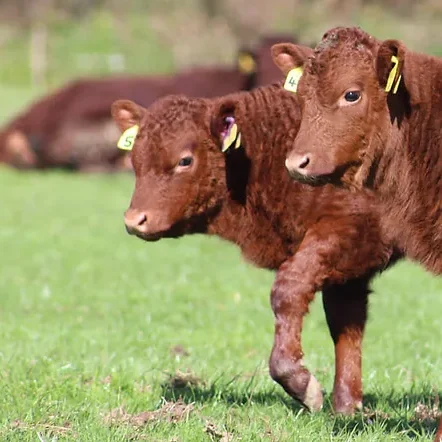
left=111, top=95, right=244, bottom=241
left=272, top=27, right=410, bottom=188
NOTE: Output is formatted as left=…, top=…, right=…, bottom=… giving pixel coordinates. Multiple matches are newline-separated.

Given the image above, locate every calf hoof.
left=333, top=386, right=363, bottom=415
left=333, top=398, right=363, bottom=415
left=303, top=374, right=324, bottom=412
left=269, top=357, right=324, bottom=411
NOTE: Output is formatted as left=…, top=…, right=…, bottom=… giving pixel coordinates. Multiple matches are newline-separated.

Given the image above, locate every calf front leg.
left=269, top=262, right=368, bottom=413
left=322, top=277, right=370, bottom=414
left=269, top=257, right=323, bottom=411
left=268, top=215, right=390, bottom=413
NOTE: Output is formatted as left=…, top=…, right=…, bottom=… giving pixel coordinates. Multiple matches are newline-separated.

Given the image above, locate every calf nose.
left=285, top=153, right=311, bottom=176
left=124, top=210, right=147, bottom=235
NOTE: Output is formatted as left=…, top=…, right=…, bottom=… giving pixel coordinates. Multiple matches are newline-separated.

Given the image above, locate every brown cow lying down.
left=110, top=84, right=401, bottom=414
left=271, top=27, right=442, bottom=439
left=0, top=35, right=296, bottom=172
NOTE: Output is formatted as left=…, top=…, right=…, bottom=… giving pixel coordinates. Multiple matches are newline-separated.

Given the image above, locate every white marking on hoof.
left=304, top=375, right=323, bottom=412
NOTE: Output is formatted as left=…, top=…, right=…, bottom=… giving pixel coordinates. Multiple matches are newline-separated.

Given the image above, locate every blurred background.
left=0, top=0, right=441, bottom=117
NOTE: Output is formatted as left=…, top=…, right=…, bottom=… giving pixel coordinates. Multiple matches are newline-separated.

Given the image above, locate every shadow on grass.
left=329, top=392, right=440, bottom=440
left=161, top=376, right=440, bottom=439
left=161, top=374, right=300, bottom=409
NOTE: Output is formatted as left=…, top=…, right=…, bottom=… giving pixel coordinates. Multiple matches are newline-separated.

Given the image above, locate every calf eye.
left=178, top=156, right=193, bottom=167
left=344, top=91, right=361, bottom=102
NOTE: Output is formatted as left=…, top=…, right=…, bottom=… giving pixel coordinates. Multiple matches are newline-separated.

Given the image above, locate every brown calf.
left=111, top=84, right=398, bottom=414
left=272, top=27, right=442, bottom=273
left=272, top=27, right=442, bottom=439
left=0, top=35, right=296, bottom=171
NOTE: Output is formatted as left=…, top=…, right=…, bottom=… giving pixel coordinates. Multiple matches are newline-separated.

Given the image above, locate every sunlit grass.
left=0, top=166, right=440, bottom=441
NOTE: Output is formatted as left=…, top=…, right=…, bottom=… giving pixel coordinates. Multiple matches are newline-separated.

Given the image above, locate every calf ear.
left=376, top=40, right=406, bottom=94
left=111, top=99, right=146, bottom=132
left=210, top=99, right=242, bottom=152
left=271, top=43, right=313, bottom=75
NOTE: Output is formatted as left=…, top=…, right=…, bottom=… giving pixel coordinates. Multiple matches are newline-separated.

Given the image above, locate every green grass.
left=0, top=167, right=441, bottom=442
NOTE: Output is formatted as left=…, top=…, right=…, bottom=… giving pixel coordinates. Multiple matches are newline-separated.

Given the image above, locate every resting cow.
left=271, top=26, right=442, bottom=439
left=111, top=84, right=399, bottom=414
left=0, top=35, right=296, bottom=171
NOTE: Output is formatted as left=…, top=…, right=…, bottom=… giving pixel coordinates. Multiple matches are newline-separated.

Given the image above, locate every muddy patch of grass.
left=103, top=399, right=194, bottom=428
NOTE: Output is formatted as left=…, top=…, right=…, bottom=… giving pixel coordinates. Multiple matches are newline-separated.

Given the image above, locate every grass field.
left=0, top=142, right=441, bottom=441
left=1, top=156, right=442, bottom=442
left=0, top=85, right=442, bottom=441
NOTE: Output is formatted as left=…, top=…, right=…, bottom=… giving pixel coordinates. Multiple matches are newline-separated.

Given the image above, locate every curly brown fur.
left=113, top=84, right=400, bottom=415
left=272, top=27, right=442, bottom=441
left=273, top=27, right=442, bottom=274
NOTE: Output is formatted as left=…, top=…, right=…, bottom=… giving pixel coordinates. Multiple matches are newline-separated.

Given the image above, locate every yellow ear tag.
left=222, top=123, right=238, bottom=152
left=385, top=55, right=402, bottom=94
left=284, top=67, right=303, bottom=93
left=238, top=53, right=256, bottom=74
left=234, top=133, right=241, bottom=149
left=117, top=125, right=139, bottom=151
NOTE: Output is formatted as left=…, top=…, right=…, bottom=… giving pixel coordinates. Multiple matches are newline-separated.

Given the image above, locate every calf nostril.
left=136, top=213, right=147, bottom=226
left=298, top=155, right=310, bottom=169
left=124, top=211, right=148, bottom=233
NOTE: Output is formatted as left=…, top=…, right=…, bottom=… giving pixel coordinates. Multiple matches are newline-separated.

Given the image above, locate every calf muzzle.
left=285, top=151, right=337, bottom=183
left=285, top=153, right=311, bottom=177
left=124, top=209, right=148, bottom=235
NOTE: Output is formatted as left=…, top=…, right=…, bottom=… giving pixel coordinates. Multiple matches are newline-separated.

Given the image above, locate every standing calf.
left=111, top=84, right=398, bottom=414
left=271, top=26, right=442, bottom=439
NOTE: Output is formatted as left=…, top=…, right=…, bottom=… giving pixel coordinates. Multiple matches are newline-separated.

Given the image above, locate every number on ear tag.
left=284, top=67, right=303, bottom=93
left=117, top=125, right=139, bottom=151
